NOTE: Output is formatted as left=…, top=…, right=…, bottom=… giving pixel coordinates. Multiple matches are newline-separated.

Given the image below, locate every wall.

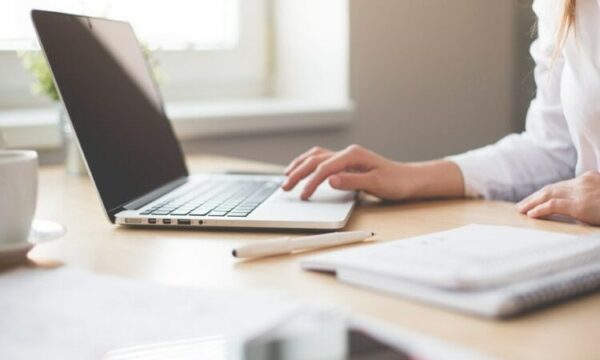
left=514, top=0, right=536, bottom=132
left=182, top=0, right=536, bottom=166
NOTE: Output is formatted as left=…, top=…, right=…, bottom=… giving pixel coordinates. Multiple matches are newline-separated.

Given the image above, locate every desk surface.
left=31, top=155, right=600, bottom=360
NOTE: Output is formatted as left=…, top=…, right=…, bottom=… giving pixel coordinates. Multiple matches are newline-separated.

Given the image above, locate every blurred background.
left=0, top=0, right=536, bottom=166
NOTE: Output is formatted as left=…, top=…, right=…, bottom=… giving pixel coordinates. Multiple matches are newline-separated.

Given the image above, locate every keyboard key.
left=235, top=205, right=256, bottom=209
left=227, top=213, right=249, bottom=217
left=208, top=211, right=228, bottom=217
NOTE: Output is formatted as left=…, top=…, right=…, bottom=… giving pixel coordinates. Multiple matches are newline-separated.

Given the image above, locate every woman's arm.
left=282, top=145, right=464, bottom=200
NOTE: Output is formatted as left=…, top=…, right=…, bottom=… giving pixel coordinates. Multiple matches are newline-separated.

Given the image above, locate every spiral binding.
left=507, top=264, right=600, bottom=314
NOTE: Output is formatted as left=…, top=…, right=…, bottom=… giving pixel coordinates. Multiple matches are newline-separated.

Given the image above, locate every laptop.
left=31, top=10, right=356, bottom=230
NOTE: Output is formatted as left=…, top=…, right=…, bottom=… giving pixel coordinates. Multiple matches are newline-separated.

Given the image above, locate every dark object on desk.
left=244, top=328, right=410, bottom=360
left=347, top=329, right=411, bottom=360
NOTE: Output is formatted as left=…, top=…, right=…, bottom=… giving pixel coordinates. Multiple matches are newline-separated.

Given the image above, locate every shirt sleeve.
left=446, top=0, right=576, bottom=202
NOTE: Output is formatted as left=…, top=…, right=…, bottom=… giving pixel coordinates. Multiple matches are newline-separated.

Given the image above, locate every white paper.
left=0, top=266, right=296, bottom=360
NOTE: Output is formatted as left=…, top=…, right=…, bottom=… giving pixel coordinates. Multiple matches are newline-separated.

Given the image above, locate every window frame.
left=0, top=0, right=354, bottom=151
left=0, top=0, right=268, bottom=109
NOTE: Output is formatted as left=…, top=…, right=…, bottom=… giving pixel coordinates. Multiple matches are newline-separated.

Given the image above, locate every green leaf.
left=19, top=44, right=163, bottom=103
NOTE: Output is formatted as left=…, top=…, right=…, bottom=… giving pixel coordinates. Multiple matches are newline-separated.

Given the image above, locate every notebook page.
left=302, top=225, right=600, bottom=290
left=388, top=224, right=575, bottom=260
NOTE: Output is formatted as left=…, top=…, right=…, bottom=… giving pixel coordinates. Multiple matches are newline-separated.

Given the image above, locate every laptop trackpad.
left=250, top=181, right=355, bottom=222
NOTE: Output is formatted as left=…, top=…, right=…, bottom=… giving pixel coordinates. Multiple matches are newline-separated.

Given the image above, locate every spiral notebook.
left=301, top=224, right=600, bottom=318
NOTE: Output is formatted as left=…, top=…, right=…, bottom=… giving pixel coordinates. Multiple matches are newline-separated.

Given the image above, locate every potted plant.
left=20, top=51, right=85, bottom=175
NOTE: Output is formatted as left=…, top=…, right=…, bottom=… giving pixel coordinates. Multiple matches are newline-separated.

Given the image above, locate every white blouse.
left=449, top=0, right=600, bottom=202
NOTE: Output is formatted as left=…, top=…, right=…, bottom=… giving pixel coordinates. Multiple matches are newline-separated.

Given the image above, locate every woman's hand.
left=282, top=145, right=410, bottom=200
left=282, top=144, right=465, bottom=201
left=517, top=171, right=600, bottom=225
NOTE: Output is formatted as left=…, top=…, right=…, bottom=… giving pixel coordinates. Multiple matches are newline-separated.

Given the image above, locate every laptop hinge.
left=126, top=177, right=188, bottom=210
left=107, top=176, right=189, bottom=219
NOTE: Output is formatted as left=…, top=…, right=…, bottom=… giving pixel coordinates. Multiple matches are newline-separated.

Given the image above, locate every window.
left=0, top=0, right=352, bottom=150
left=0, top=0, right=239, bottom=50
left=0, top=0, right=268, bottom=108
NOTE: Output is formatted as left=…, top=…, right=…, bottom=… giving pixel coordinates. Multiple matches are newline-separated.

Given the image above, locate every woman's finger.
left=517, top=188, right=551, bottom=213
left=301, top=146, right=372, bottom=200
left=282, top=153, right=333, bottom=191
left=517, top=185, right=568, bottom=214
left=526, top=198, right=575, bottom=219
left=284, top=146, right=331, bottom=175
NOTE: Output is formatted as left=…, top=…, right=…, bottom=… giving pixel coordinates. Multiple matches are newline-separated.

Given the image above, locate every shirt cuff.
left=445, top=153, right=486, bottom=199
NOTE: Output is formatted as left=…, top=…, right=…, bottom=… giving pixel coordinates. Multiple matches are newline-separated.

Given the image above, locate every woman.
left=282, top=0, right=600, bottom=225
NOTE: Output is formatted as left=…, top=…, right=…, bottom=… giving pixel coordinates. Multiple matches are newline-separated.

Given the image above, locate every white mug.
left=0, top=151, right=38, bottom=245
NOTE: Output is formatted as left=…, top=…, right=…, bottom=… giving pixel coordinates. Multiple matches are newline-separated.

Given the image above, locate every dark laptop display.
left=31, top=10, right=187, bottom=219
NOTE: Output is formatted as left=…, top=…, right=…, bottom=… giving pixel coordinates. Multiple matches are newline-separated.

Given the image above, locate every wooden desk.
left=31, top=155, right=600, bottom=360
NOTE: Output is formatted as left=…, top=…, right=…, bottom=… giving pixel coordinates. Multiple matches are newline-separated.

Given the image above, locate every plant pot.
left=59, top=105, right=87, bottom=176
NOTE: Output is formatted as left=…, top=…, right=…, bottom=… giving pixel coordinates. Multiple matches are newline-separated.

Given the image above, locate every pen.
left=232, top=231, right=375, bottom=258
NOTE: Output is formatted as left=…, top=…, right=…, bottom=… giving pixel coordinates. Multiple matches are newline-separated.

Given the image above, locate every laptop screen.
left=32, top=11, right=188, bottom=219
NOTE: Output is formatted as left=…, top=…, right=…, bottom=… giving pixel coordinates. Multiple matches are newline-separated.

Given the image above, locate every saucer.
left=0, top=220, right=66, bottom=266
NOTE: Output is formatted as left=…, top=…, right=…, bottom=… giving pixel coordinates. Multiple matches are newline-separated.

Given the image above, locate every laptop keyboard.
left=140, top=179, right=281, bottom=218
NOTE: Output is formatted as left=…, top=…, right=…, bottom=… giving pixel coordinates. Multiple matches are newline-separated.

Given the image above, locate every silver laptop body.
left=116, top=174, right=355, bottom=230
left=32, top=10, right=356, bottom=230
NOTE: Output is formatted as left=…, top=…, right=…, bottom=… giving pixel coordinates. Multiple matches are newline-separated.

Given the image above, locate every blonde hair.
left=558, top=0, right=576, bottom=46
